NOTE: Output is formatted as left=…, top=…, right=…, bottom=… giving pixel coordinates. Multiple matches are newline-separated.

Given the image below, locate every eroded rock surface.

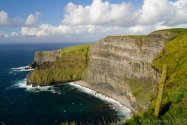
left=83, top=31, right=175, bottom=111
left=34, top=50, right=61, bottom=65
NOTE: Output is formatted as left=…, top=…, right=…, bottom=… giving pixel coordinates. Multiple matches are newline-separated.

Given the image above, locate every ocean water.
left=0, top=43, right=120, bottom=125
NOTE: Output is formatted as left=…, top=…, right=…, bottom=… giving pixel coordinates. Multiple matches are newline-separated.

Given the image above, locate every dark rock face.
left=29, top=50, right=62, bottom=69
left=83, top=31, right=175, bottom=111
left=34, top=50, right=61, bottom=65
left=29, top=61, right=38, bottom=69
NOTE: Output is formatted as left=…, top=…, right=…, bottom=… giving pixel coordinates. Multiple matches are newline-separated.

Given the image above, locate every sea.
left=0, top=43, right=121, bottom=125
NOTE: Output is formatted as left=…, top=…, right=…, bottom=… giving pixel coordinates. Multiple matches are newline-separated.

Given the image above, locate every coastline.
left=68, top=81, right=133, bottom=121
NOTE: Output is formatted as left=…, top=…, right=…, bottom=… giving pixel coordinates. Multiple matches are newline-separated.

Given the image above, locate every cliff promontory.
left=27, top=44, right=91, bottom=86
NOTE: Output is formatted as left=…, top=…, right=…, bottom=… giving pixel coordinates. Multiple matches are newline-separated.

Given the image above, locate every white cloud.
left=0, top=10, right=24, bottom=26
left=9, top=24, right=132, bottom=43
left=63, top=0, right=187, bottom=27
left=63, top=0, right=135, bottom=27
left=58, top=0, right=185, bottom=30
left=20, top=24, right=72, bottom=37
left=138, top=0, right=170, bottom=25
left=166, top=0, right=187, bottom=25
left=25, top=12, right=41, bottom=26
left=20, top=24, right=128, bottom=37
left=129, top=25, right=147, bottom=33
left=0, top=10, right=41, bottom=27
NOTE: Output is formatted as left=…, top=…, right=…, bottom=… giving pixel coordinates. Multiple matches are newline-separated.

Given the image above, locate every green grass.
left=125, top=29, right=187, bottom=125
left=60, top=44, right=91, bottom=53
left=128, top=78, right=154, bottom=106
left=151, top=28, right=187, bottom=34
left=28, top=44, right=92, bottom=86
left=108, top=28, right=187, bottom=40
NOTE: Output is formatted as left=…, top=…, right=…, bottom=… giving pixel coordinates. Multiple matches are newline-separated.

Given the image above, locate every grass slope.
left=29, top=44, right=91, bottom=86
left=125, top=28, right=187, bottom=125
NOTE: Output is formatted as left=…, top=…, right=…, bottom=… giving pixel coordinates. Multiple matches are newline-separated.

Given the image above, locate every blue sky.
left=0, top=0, right=186, bottom=43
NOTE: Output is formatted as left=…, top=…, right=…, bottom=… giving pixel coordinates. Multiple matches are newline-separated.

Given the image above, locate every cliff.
left=27, top=44, right=91, bottom=86
left=27, top=28, right=187, bottom=117
left=82, top=31, right=175, bottom=111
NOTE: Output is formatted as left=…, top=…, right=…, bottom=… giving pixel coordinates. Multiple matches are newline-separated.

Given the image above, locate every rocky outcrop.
left=27, top=45, right=91, bottom=86
left=34, top=50, right=61, bottom=65
left=83, top=31, right=175, bottom=111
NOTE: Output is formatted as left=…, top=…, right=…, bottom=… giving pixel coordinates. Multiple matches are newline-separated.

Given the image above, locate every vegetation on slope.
left=125, top=28, right=187, bottom=125
left=128, top=78, right=154, bottom=106
left=28, top=44, right=91, bottom=86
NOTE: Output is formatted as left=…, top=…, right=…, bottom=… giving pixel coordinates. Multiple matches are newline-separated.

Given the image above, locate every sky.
left=0, top=0, right=187, bottom=43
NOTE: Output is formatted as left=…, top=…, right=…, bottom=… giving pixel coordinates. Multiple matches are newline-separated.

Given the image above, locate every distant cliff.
left=34, top=50, right=61, bottom=65
left=27, top=44, right=91, bottom=86
left=27, top=29, right=183, bottom=112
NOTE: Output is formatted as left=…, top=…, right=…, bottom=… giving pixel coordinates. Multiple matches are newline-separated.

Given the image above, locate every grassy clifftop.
left=125, top=28, right=187, bottom=125
left=27, top=44, right=91, bottom=86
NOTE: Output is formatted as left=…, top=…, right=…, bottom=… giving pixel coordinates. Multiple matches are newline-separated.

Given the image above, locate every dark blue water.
left=0, top=43, right=119, bottom=125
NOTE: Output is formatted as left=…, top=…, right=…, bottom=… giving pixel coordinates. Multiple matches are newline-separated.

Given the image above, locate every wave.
left=7, top=78, right=60, bottom=94
left=68, top=82, right=132, bottom=120
left=10, top=66, right=34, bottom=73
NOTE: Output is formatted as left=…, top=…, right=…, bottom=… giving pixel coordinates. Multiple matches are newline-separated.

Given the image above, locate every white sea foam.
left=10, top=66, right=34, bottom=72
left=8, top=78, right=58, bottom=94
left=68, top=82, right=132, bottom=120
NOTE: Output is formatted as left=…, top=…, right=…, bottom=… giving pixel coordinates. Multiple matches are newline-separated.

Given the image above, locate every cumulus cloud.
left=1, top=0, right=187, bottom=43
left=25, top=12, right=41, bottom=26
left=63, top=0, right=187, bottom=27
left=138, top=0, right=170, bottom=25
left=0, top=10, right=24, bottom=26
left=167, top=0, right=187, bottom=25
left=63, top=0, right=135, bottom=26
left=0, top=10, right=41, bottom=27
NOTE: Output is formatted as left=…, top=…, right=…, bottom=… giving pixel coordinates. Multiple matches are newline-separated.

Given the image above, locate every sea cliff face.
left=86, top=31, right=174, bottom=83
left=27, top=30, right=176, bottom=111
left=83, top=31, right=175, bottom=110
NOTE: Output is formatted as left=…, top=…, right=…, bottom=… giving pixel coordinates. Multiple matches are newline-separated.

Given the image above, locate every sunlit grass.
left=125, top=29, right=187, bottom=125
